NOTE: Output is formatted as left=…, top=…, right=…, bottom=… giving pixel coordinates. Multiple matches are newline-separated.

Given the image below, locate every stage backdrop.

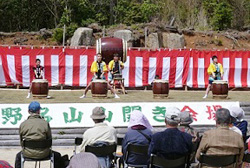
left=0, top=46, right=249, bottom=88
left=0, top=102, right=239, bottom=128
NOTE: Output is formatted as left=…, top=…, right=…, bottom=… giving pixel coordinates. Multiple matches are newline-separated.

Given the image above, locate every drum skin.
left=31, top=79, right=49, bottom=97
left=212, top=80, right=228, bottom=98
left=152, top=80, right=169, bottom=98
left=91, top=80, right=108, bottom=98
left=96, top=37, right=127, bottom=64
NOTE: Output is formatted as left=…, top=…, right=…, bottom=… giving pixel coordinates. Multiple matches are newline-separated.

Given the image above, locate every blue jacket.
left=149, top=128, right=192, bottom=160
left=122, top=128, right=152, bottom=165
left=234, top=120, right=248, bottom=139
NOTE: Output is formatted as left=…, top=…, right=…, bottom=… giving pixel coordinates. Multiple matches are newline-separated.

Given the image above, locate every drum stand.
left=113, top=78, right=126, bottom=94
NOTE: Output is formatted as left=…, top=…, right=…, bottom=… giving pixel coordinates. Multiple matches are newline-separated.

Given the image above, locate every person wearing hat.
left=15, top=101, right=64, bottom=168
left=122, top=110, right=153, bottom=166
left=179, top=111, right=200, bottom=163
left=148, top=107, right=192, bottom=164
left=79, top=107, right=117, bottom=167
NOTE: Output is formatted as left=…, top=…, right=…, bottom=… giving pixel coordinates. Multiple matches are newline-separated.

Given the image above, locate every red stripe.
left=155, top=50, right=163, bottom=80
left=142, top=50, right=150, bottom=86
left=180, top=50, right=190, bottom=86
left=59, top=49, right=65, bottom=85
left=0, top=47, right=12, bottom=85
left=43, top=49, right=52, bottom=86
left=192, top=50, right=199, bottom=88
left=228, top=51, right=235, bottom=88
left=241, top=51, right=248, bottom=87
left=169, top=50, right=177, bottom=88
left=86, top=49, right=96, bottom=83
left=128, top=49, right=136, bottom=87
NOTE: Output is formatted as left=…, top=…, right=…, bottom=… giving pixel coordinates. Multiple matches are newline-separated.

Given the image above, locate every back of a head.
left=216, top=108, right=231, bottom=126
left=67, top=152, right=100, bottom=168
left=180, top=111, right=193, bottom=126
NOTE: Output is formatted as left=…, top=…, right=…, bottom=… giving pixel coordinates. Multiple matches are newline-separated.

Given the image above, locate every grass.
left=0, top=89, right=249, bottom=104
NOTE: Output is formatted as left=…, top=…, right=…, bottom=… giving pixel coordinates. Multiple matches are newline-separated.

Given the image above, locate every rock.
left=146, top=33, right=159, bottom=49
left=13, top=37, right=28, bottom=45
left=70, top=27, right=94, bottom=46
left=162, top=33, right=185, bottom=49
left=39, top=28, right=52, bottom=39
left=114, top=30, right=133, bottom=42
left=0, top=32, right=15, bottom=37
left=88, top=23, right=102, bottom=33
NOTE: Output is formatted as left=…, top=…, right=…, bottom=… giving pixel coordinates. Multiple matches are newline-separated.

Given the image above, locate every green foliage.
left=0, top=0, right=248, bottom=32
left=53, top=28, right=64, bottom=44
left=203, top=0, right=233, bottom=30
left=66, top=23, right=78, bottom=39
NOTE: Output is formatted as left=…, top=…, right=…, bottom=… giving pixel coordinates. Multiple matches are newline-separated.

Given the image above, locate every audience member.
left=15, top=101, right=64, bottom=168
left=148, top=107, right=192, bottom=165
left=230, top=106, right=248, bottom=140
left=79, top=107, right=117, bottom=168
left=0, top=160, right=13, bottom=168
left=196, top=108, right=244, bottom=167
left=67, top=152, right=101, bottom=168
left=122, top=110, right=153, bottom=166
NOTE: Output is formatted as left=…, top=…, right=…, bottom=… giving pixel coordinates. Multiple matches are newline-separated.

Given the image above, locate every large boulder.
left=70, top=27, right=94, bottom=46
left=114, top=30, right=132, bottom=41
left=162, top=33, right=185, bottom=49
left=146, top=33, right=159, bottom=49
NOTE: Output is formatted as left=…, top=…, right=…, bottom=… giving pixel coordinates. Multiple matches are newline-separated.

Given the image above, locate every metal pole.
left=63, top=24, right=66, bottom=46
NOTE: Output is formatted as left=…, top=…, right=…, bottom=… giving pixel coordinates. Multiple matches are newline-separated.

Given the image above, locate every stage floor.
left=0, top=89, right=249, bottom=103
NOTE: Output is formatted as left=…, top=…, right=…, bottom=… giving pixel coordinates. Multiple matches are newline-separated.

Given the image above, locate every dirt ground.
left=0, top=146, right=122, bottom=167
left=0, top=89, right=249, bottom=104
left=1, top=89, right=250, bottom=103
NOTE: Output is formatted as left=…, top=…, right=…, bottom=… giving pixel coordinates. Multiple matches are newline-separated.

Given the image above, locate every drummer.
left=108, top=53, right=126, bottom=92
left=80, top=53, right=120, bottom=99
left=27, top=59, right=48, bottom=98
left=203, top=55, right=224, bottom=99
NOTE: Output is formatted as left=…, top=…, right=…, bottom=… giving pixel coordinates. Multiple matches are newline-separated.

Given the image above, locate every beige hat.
left=90, top=107, right=106, bottom=119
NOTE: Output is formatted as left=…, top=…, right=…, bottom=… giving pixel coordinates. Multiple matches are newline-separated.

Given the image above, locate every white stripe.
left=65, top=55, right=73, bottom=86
left=7, top=55, right=18, bottom=83
left=248, top=58, right=250, bottom=87
left=135, top=57, right=143, bottom=87
left=222, top=58, right=230, bottom=82
left=186, top=57, right=193, bottom=87
left=234, top=58, right=242, bottom=87
left=162, top=57, right=170, bottom=81
left=51, top=55, right=59, bottom=86
left=21, top=56, right=30, bottom=87
left=197, top=58, right=205, bottom=88
left=0, top=56, right=6, bottom=86
left=175, top=57, right=184, bottom=87
left=122, top=56, right=130, bottom=87
left=36, top=55, right=45, bottom=77
left=79, top=55, right=88, bottom=86
left=148, top=57, right=156, bottom=84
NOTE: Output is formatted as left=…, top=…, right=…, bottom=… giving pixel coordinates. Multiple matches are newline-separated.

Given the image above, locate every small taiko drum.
left=152, top=80, right=169, bottom=98
left=31, top=79, right=49, bottom=97
left=212, top=80, right=228, bottom=99
left=96, top=37, right=127, bottom=64
left=114, top=74, right=122, bottom=79
left=91, top=80, right=108, bottom=98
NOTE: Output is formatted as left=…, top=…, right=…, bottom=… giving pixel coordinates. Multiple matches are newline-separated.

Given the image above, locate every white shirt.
left=230, top=126, right=242, bottom=136
left=79, top=122, right=117, bottom=152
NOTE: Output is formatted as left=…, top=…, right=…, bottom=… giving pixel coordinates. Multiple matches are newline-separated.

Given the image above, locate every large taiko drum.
left=96, top=37, right=127, bottom=64
left=91, top=80, right=108, bottom=98
left=212, top=80, right=228, bottom=99
left=31, top=79, right=49, bottom=97
left=152, top=80, right=169, bottom=98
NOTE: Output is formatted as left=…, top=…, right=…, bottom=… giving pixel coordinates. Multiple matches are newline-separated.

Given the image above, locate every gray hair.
left=216, top=108, right=231, bottom=126
left=165, top=118, right=179, bottom=126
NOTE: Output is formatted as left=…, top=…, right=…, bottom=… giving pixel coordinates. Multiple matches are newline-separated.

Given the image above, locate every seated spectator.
left=179, top=111, right=200, bottom=163
left=230, top=106, right=248, bottom=140
left=148, top=107, right=192, bottom=162
left=196, top=108, right=244, bottom=167
left=122, top=110, right=153, bottom=166
left=228, top=107, right=243, bottom=136
left=0, top=160, right=13, bottom=168
left=15, top=101, right=64, bottom=168
left=67, top=152, right=101, bottom=168
left=79, top=107, right=117, bottom=168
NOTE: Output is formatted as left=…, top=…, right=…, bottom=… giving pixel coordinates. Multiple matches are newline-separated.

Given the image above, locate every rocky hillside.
left=0, top=23, right=250, bottom=50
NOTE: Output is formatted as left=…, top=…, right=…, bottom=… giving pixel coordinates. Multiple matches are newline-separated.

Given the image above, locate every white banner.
left=0, top=102, right=240, bottom=128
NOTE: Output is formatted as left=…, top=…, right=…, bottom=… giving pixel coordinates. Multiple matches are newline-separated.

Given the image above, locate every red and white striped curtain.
left=0, top=46, right=249, bottom=88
